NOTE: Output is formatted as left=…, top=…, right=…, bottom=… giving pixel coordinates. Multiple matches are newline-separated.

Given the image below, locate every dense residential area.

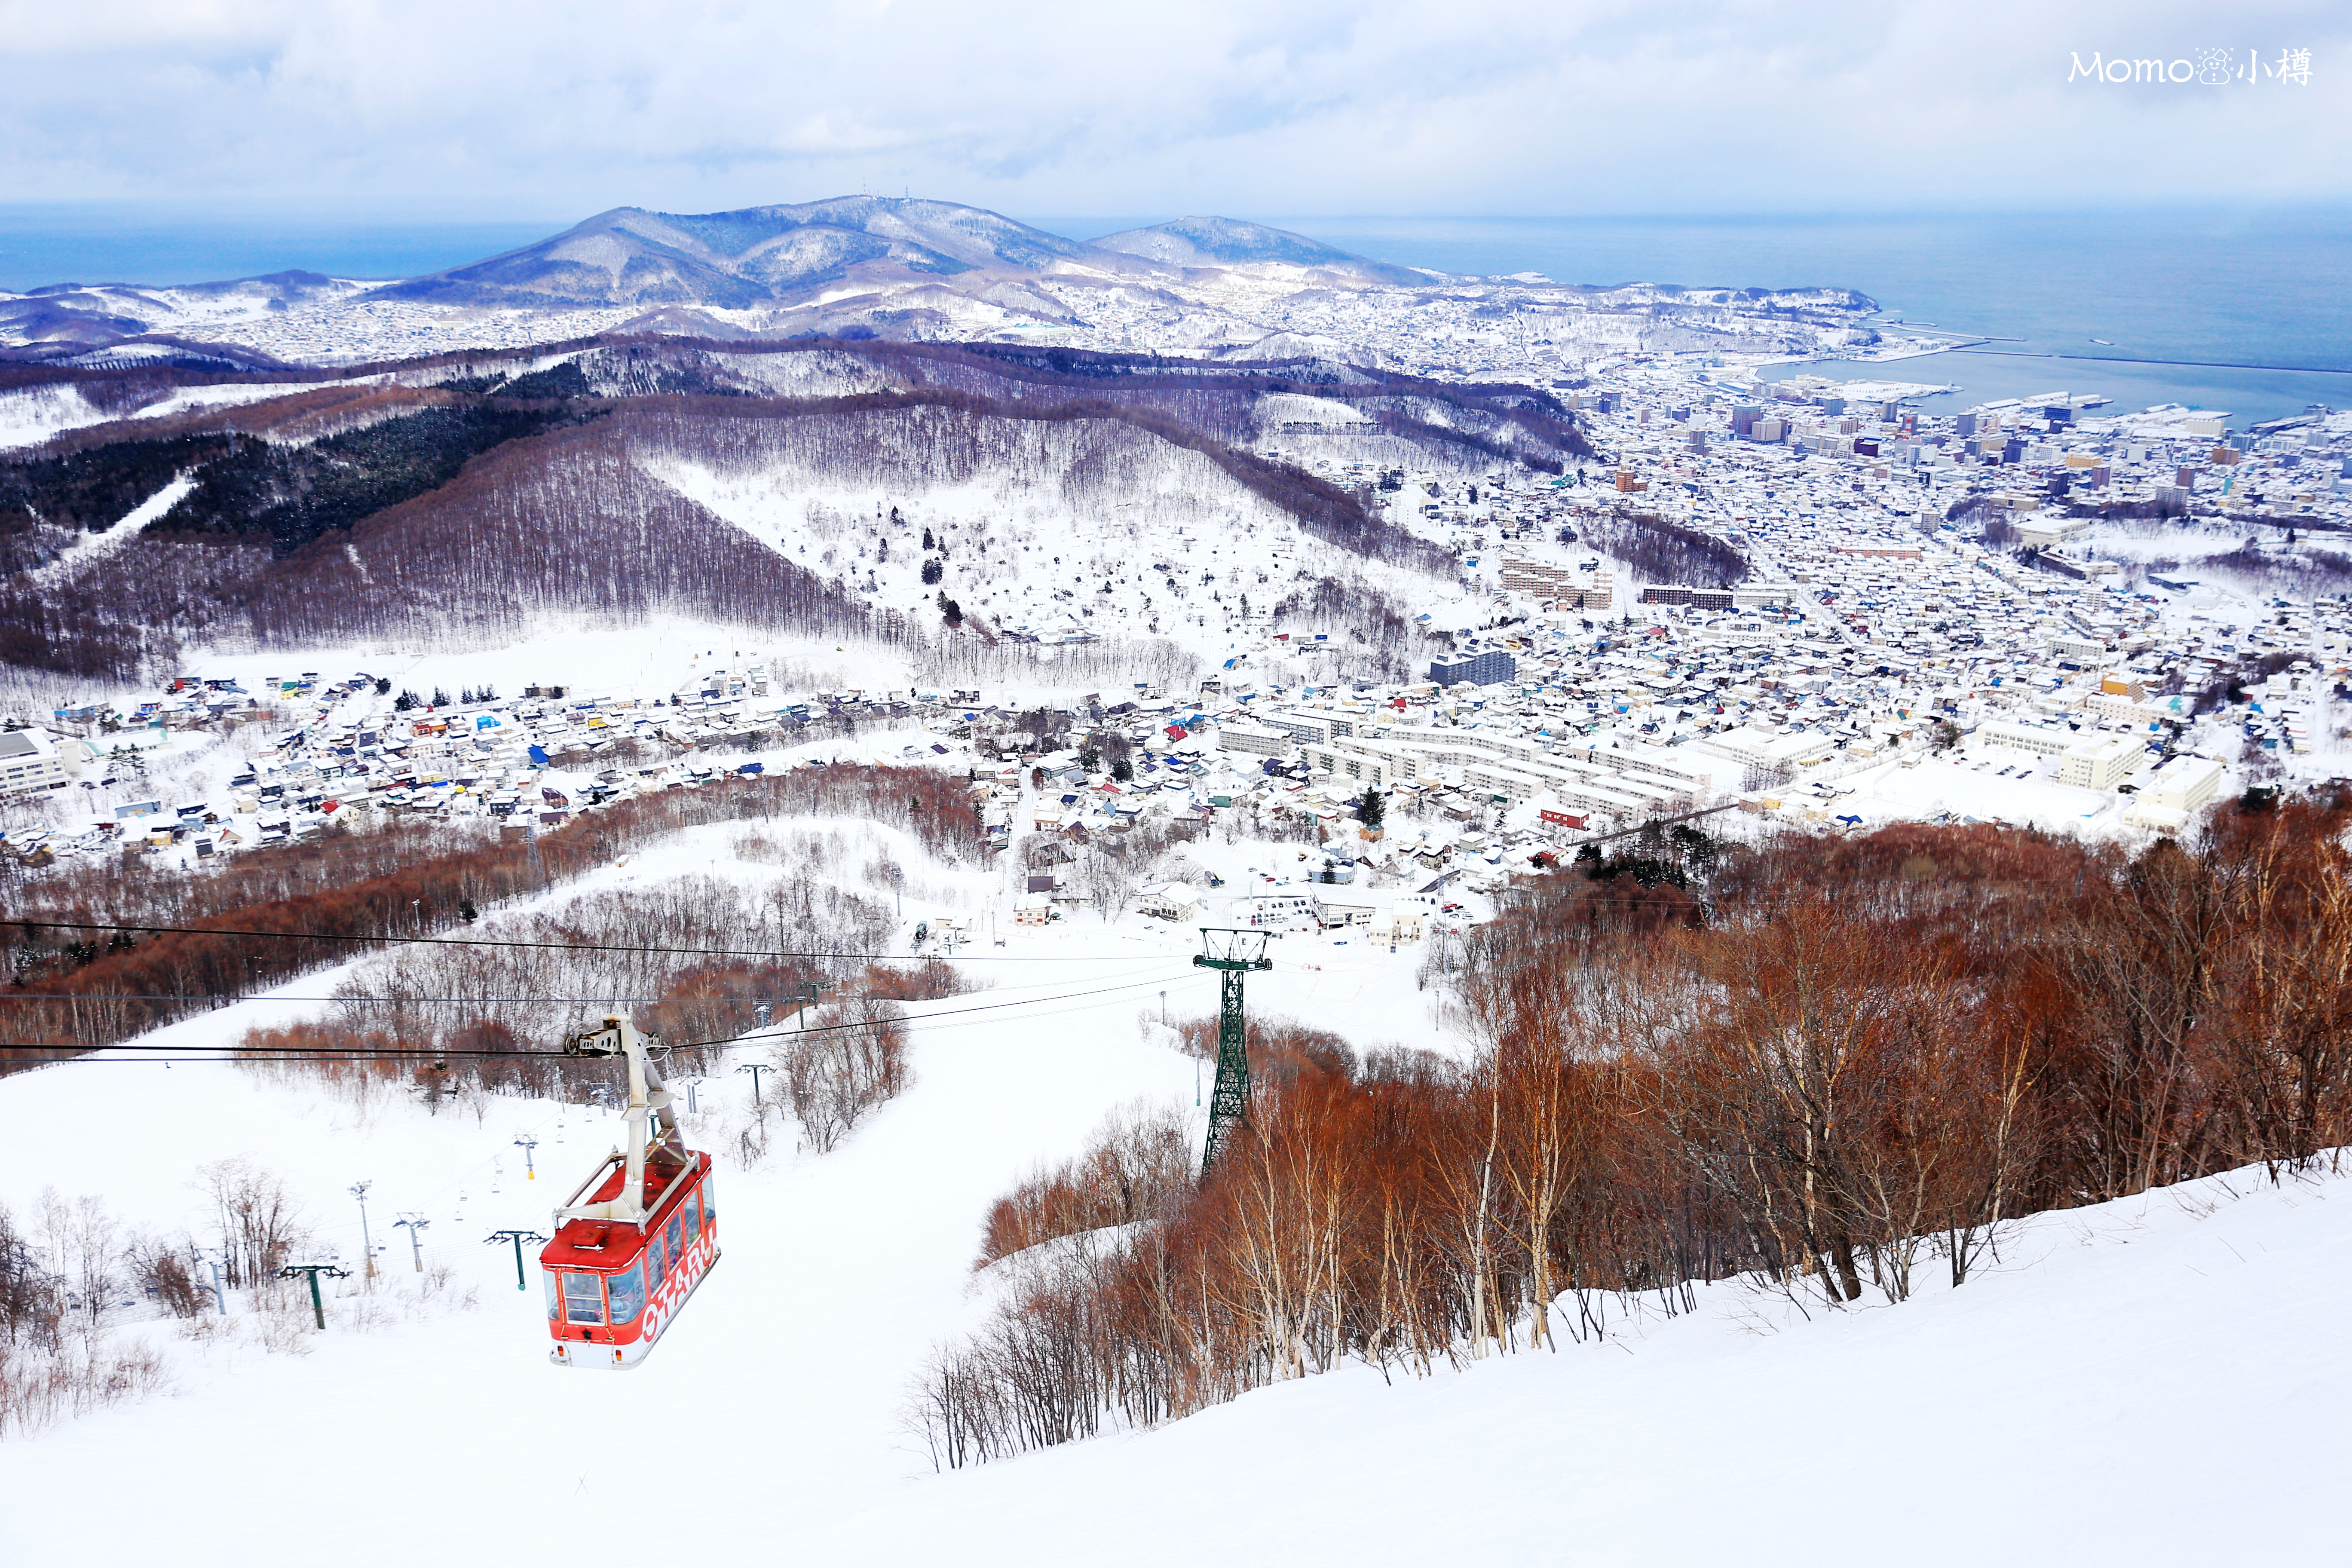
left=5, top=364, right=2341, bottom=879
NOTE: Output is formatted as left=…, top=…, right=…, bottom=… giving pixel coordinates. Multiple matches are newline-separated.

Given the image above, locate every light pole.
left=349, top=1180, right=376, bottom=1283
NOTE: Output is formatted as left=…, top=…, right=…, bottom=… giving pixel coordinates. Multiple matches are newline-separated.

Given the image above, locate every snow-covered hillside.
left=3, top=949, right=2343, bottom=1565
left=0, top=383, right=110, bottom=450
left=1, top=788, right=2344, bottom=1565
left=847, top=1163, right=2350, bottom=1565
left=636, top=405, right=1409, bottom=659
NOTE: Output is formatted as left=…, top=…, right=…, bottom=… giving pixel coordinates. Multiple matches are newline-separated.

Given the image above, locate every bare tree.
left=779, top=992, right=910, bottom=1153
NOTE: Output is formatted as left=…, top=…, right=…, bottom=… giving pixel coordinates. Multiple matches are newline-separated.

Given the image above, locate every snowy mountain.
left=1090, top=215, right=1427, bottom=285
left=371, top=196, right=1128, bottom=312
left=2, top=199, right=1436, bottom=360
left=0, top=196, right=1893, bottom=375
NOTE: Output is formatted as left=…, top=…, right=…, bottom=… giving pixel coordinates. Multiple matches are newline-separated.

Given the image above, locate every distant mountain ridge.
left=4, top=199, right=1427, bottom=318
left=0, top=199, right=1449, bottom=362
left=1088, top=216, right=1428, bottom=285
left=371, top=196, right=1127, bottom=310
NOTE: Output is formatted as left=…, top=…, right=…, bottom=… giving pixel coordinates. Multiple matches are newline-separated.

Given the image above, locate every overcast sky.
left=2, top=0, right=2345, bottom=223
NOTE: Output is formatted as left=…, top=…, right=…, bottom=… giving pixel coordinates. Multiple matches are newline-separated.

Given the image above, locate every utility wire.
left=0, top=957, right=1192, bottom=1005
left=0, top=992, right=943, bottom=1004
left=25, top=968, right=1203, bottom=1063
left=2, top=916, right=1152, bottom=963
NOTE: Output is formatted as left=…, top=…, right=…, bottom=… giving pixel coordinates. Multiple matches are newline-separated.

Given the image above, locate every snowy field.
left=1839, top=751, right=2135, bottom=835
left=0, top=376, right=386, bottom=453
left=2, top=864, right=2343, bottom=1564
left=0, top=383, right=114, bottom=451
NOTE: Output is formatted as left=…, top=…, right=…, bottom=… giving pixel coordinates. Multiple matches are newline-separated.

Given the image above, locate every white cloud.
left=0, top=0, right=2344, bottom=217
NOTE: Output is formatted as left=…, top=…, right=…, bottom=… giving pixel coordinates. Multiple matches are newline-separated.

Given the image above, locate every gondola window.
left=563, top=1272, right=606, bottom=1326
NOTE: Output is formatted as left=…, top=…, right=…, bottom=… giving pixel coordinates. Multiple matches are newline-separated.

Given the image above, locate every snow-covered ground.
left=1828, top=750, right=2137, bottom=835
left=639, top=417, right=1426, bottom=667
left=30, top=475, right=196, bottom=587
left=836, top=1166, right=2351, bottom=1566
left=0, top=383, right=112, bottom=451
left=2, top=819, right=2343, bottom=1565
left=0, top=376, right=390, bottom=453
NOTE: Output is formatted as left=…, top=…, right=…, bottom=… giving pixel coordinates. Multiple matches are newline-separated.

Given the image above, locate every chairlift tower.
left=1193, top=928, right=1272, bottom=1178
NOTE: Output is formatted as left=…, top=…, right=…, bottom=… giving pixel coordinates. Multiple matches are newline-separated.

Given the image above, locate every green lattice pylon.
left=1194, top=929, right=1272, bottom=1177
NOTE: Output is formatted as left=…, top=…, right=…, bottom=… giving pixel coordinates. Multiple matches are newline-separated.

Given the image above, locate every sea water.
left=0, top=205, right=561, bottom=292
left=1047, top=209, right=2352, bottom=426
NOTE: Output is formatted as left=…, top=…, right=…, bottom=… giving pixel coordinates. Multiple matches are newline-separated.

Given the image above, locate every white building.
left=0, top=730, right=76, bottom=797
left=2142, top=754, right=2225, bottom=812
left=1303, top=737, right=1421, bottom=792
left=2125, top=755, right=2226, bottom=829
left=1216, top=723, right=1292, bottom=759
left=1136, top=882, right=1200, bottom=922
left=2016, top=518, right=2092, bottom=550
left=2058, top=732, right=2150, bottom=791
left=1976, top=720, right=2074, bottom=757
left=1243, top=892, right=1322, bottom=931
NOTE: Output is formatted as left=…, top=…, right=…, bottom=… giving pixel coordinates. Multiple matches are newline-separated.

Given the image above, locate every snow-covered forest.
left=0, top=338, right=1565, bottom=686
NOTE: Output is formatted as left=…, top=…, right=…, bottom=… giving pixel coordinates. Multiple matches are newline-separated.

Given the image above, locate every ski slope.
left=2, top=912, right=2345, bottom=1565
left=845, top=1164, right=2350, bottom=1565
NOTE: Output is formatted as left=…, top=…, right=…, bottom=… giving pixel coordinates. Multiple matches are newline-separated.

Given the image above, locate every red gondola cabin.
left=539, top=1016, right=720, bottom=1368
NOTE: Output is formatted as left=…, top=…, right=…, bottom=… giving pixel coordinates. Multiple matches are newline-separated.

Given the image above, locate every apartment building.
left=2057, top=732, right=2152, bottom=790
left=0, top=730, right=76, bottom=797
